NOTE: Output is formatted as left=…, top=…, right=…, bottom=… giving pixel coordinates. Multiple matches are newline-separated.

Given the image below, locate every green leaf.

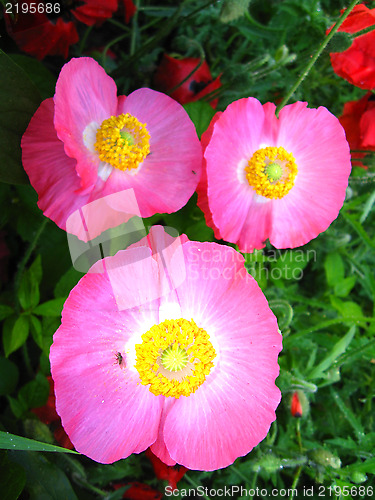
left=54, top=267, right=83, bottom=298
left=8, top=54, right=56, bottom=101
left=29, top=315, right=43, bottom=349
left=18, top=372, right=49, bottom=409
left=324, top=252, right=345, bottom=287
left=183, top=101, right=216, bottom=139
left=330, top=297, right=363, bottom=318
left=29, top=255, right=43, bottom=285
left=33, top=298, right=65, bottom=317
left=18, top=267, right=40, bottom=310
left=9, top=451, right=79, bottom=500
left=0, top=356, right=19, bottom=396
left=0, top=432, right=78, bottom=454
left=3, top=315, right=29, bottom=357
left=7, top=395, right=28, bottom=419
left=0, top=304, right=14, bottom=321
left=342, top=458, right=375, bottom=475
left=334, top=276, right=357, bottom=297
left=269, top=249, right=310, bottom=281
left=360, top=188, right=375, bottom=223
left=309, top=326, right=356, bottom=380
left=331, top=387, right=365, bottom=441
left=0, top=450, right=26, bottom=500
left=0, top=50, right=41, bottom=184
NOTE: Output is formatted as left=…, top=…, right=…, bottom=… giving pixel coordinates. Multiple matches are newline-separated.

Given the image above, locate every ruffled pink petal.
left=50, top=252, right=165, bottom=463
left=54, top=57, right=118, bottom=192
left=204, top=98, right=264, bottom=243
left=268, top=103, right=351, bottom=248
left=237, top=199, right=273, bottom=252
left=102, top=88, right=202, bottom=217
left=65, top=188, right=143, bottom=242
left=21, top=98, right=90, bottom=231
left=196, top=113, right=223, bottom=239
left=150, top=398, right=177, bottom=466
left=161, top=242, right=281, bottom=469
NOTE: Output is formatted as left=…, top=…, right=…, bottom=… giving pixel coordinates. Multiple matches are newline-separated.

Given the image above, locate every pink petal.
left=21, top=98, right=90, bottom=231
left=50, top=253, right=164, bottom=463
left=269, top=103, right=351, bottom=248
left=162, top=242, right=281, bottom=469
left=54, top=57, right=118, bottom=192
left=103, top=88, right=202, bottom=217
left=196, top=112, right=223, bottom=239
left=204, top=98, right=265, bottom=243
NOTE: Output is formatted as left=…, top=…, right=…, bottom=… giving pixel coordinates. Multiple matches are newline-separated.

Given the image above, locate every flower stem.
left=290, top=466, right=303, bottom=498
left=183, top=474, right=211, bottom=500
left=130, top=0, right=140, bottom=56
left=352, top=24, right=375, bottom=39
left=275, top=0, right=361, bottom=116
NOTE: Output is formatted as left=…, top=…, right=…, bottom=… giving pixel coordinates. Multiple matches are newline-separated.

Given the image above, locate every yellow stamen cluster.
left=94, top=113, right=150, bottom=171
left=135, top=318, right=216, bottom=399
left=245, top=146, right=298, bottom=199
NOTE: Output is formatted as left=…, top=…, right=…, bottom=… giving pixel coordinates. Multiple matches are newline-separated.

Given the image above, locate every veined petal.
left=54, top=57, right=118, bottom=191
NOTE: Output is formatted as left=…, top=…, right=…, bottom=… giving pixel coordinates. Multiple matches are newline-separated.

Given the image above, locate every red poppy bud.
left=291, top=391, right=302, bottom=418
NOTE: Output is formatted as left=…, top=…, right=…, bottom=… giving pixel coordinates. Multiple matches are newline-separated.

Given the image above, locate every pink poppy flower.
left=50, top=226, right=281, bottom=470
left=21, top=58, right=201, bottom=240
left=197, top=98, right=351, bottom=252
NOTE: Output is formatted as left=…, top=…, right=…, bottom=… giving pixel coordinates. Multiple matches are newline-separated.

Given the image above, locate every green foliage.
left=0, top=51, right=41, bottom=184
left=0, top=0, right=375, bottom=498
left=0, top=432, right=78, bottom=454
left=0, top=451, right=26, bottom=500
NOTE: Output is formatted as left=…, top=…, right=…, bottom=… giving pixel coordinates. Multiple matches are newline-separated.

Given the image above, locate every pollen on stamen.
left=245, top=146, right=298, bottom=199
left=94, top=113, right=150, bottom=172
left=135, top=318, right=216, bottom=399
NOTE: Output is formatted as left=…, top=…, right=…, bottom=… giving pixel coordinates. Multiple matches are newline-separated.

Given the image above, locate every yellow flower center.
left=135, top=318, right=216, bottom=399
left=94, top=113, right=150, bottom=171
left=245, top=146, right=298, bottom=199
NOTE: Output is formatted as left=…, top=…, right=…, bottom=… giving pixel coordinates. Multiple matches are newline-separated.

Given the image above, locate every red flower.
left=71, top=0, right=118, bottom=26
left=32, top=376, right=74, bottom=449
left=329, top=4, right=375, bottom=89
left=339, top=92, right=375, bottom=167
left=153, top=54, right=221, bottom=108
left=113, top=482, right=162, bottom=500
left=4, top=0, right=136, bottom=60
left=122, top=0, right=137, bottom=24
left=145, top=449, right=187, bottom=491
left=4, top=2, right=79, bottom=60
left=291, top=392, right=302, bottom=418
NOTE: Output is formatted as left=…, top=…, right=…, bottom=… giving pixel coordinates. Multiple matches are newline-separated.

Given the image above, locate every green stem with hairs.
left=352, top=23, right=375, bottom=39
left=275, top=0, right=361, bottom=116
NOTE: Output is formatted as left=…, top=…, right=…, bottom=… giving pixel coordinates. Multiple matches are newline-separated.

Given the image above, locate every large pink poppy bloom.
left=21, top=58, right=201, bottom=240
left=50, top=227, right=282, bottom=470
left=197, top=98, right=351, bottom=252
